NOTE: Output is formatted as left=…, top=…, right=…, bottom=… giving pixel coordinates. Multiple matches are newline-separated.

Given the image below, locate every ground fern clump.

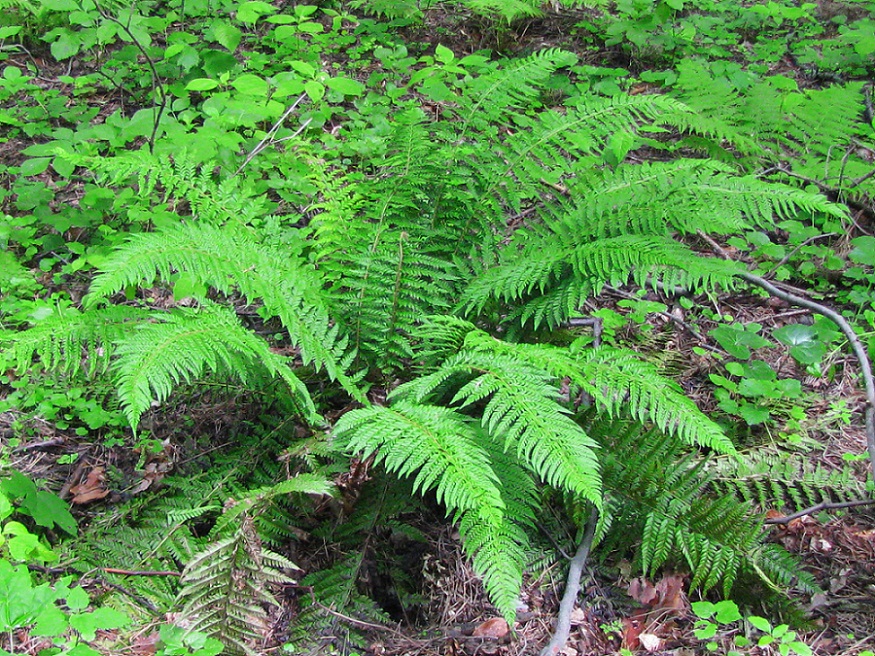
left=2, top=7, right=860, bottom=651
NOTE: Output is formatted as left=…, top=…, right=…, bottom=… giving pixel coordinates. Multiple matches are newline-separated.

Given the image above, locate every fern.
left=176, top=521, right=296, bottom=655
left=673, top=59, right=875, bottom=200
left=6, top=42, right=848, bottom=629
left=707, top=448, right=869, bottom=510
left=85, top=221, right=363, bottom=399
left=593, top=419, right=819, bottom=595
left=0, top=305, right=148, bottom=376
left=113, top=303, right=317, bottom=430
left=81, top=150, right=271, bottom=226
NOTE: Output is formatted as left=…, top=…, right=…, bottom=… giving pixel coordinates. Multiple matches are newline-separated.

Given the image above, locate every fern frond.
left=112, top=303, right=317, bottom=431
left=553, top=160, right=844, bottom=240
left=177, top=518, right=295, bottom=655
left=460, top=235, right=740, bottom=327
left=458, top=48, right=578, bottom=131
left=707, top=448, right=868, bottom=510
left=337, top=402, right=506, bottom=518
left=0, top=306, right=149, bottom=376
left=395, top=349, right=602, bottom=507
left=593, top=420, right=805, bottom=596
left=84, top=222, right=362, bottom=400
left=84, top=150, right=270, bottom=225
left=454, top=331, right=734, bottom=454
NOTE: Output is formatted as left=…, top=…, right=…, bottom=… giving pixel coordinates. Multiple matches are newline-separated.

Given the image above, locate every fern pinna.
left=1, top=46, right=844, bottom=643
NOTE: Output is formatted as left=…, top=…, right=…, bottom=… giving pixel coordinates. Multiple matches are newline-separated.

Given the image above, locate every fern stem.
left=539, top=507, right=598, bottom=656
left=764, top=498, right=875, bottom=525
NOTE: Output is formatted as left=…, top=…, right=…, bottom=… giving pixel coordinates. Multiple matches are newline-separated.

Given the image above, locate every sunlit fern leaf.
left=84, top=222, right=363, bottom=401
left=463, top=0, right=543, bottom=22
left=394, top=349, right=602, bottom=507
left=459, top=235, right=741, bottom=328
left=0, top=306, right=149, bottom=376
left=337, top=402, right=506, bottom=519
left=112, top=303, right=317, bottom=431
left=82, top=150, right=270, bottom=225
left=457, top=48, right=578, bottom=132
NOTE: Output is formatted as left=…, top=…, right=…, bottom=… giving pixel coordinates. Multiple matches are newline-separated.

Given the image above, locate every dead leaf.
left=69, top=467, right=110, bottom=504
left=471, top=618, right=508, bottom=639
left=559, top=646, right=578, bottom=656
left=621, top=617, right=643, bottom=650
left=628, top=577, right=658, bottom=605
left=569, top=607, right=587, bottom=626
left=639, top=633, right=662, bottom=652
left=129, top=630, right=160, bottom=655
left=654, top=573, right=687, bottom=612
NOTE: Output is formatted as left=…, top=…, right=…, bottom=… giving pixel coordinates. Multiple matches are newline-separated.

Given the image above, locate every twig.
left=764, top=233, right=837, bottom=279
left=764, top=499, right=875, bottom=525
left=539, top=507, right=598, bottom=656
left=234, top=94, right=308, bottom=176
left=13, top=437, right=66, bottom=452
left=701, top=231, right=875, bottom=482
left=566, top=317, right=602, bottom=346
left=102, top=567, right=181, bottom=576
left=28, top=564, right=162, bottom=614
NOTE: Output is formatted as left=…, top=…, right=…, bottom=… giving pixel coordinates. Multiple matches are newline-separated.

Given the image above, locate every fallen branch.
left=539, top=507, right=598, bottom=656
left=700, top=231, right=875, bottom=482
left=764, top=499, right=875, bottom=525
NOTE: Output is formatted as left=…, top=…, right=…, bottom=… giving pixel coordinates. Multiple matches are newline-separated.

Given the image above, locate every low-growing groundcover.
left=1, top=1, right=875, bottom=655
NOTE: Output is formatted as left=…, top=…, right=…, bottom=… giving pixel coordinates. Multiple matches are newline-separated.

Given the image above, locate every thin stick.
left=234, top=95, right=308, bottom=176
left=539, top=507, right=598, bottom=656
left=701, top=231, right=875, bottom=482
left=764, top=499, right=875, bottom=525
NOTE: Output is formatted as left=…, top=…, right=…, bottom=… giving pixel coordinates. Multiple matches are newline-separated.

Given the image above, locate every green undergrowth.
left=1, top=1, right=874, bottom=654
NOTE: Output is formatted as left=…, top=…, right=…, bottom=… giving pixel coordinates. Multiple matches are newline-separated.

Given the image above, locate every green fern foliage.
left=708, top=449, right=869, bottom=510
left=177, top=518, right=297, bottom=655
left=593, top=419, right=818, bottom=595
left=0, top=306, right=148, bottom=376
left=113, top=304, right=317, bottom=430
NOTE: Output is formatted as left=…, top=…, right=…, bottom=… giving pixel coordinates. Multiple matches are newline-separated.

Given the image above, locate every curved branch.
left=540, top=507, right=598, bottom=656
left=700, top=232, right=875, bottom=482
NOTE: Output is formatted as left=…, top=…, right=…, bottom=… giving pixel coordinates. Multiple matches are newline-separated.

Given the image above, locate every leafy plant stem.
left=539, top=506, right=598, bottom=656
left=93, top=0, right=166, bottom=152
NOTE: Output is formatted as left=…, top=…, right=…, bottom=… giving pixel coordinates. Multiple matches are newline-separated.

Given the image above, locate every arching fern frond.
left=459, top=235, right=741, bottom=327
left=336, top=403, right=535, bottom=621
left=337, top=402, right=505, bottom=518
left=82, top=149, right=270, bottom=225
left=0, top=306, right=149, bottom=376
left=457, top=48, right=578, bottom=132
left=394, top=349, right=602, bottom=506
left=455, top=330, right=734, bottom=454
left=553, top=159, right=845, bottom=240
left=113, top=304, right=317, bottom=430
left=707, top=448, right=868, bottom=510
left=84, top=222, right=362, bottom=401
